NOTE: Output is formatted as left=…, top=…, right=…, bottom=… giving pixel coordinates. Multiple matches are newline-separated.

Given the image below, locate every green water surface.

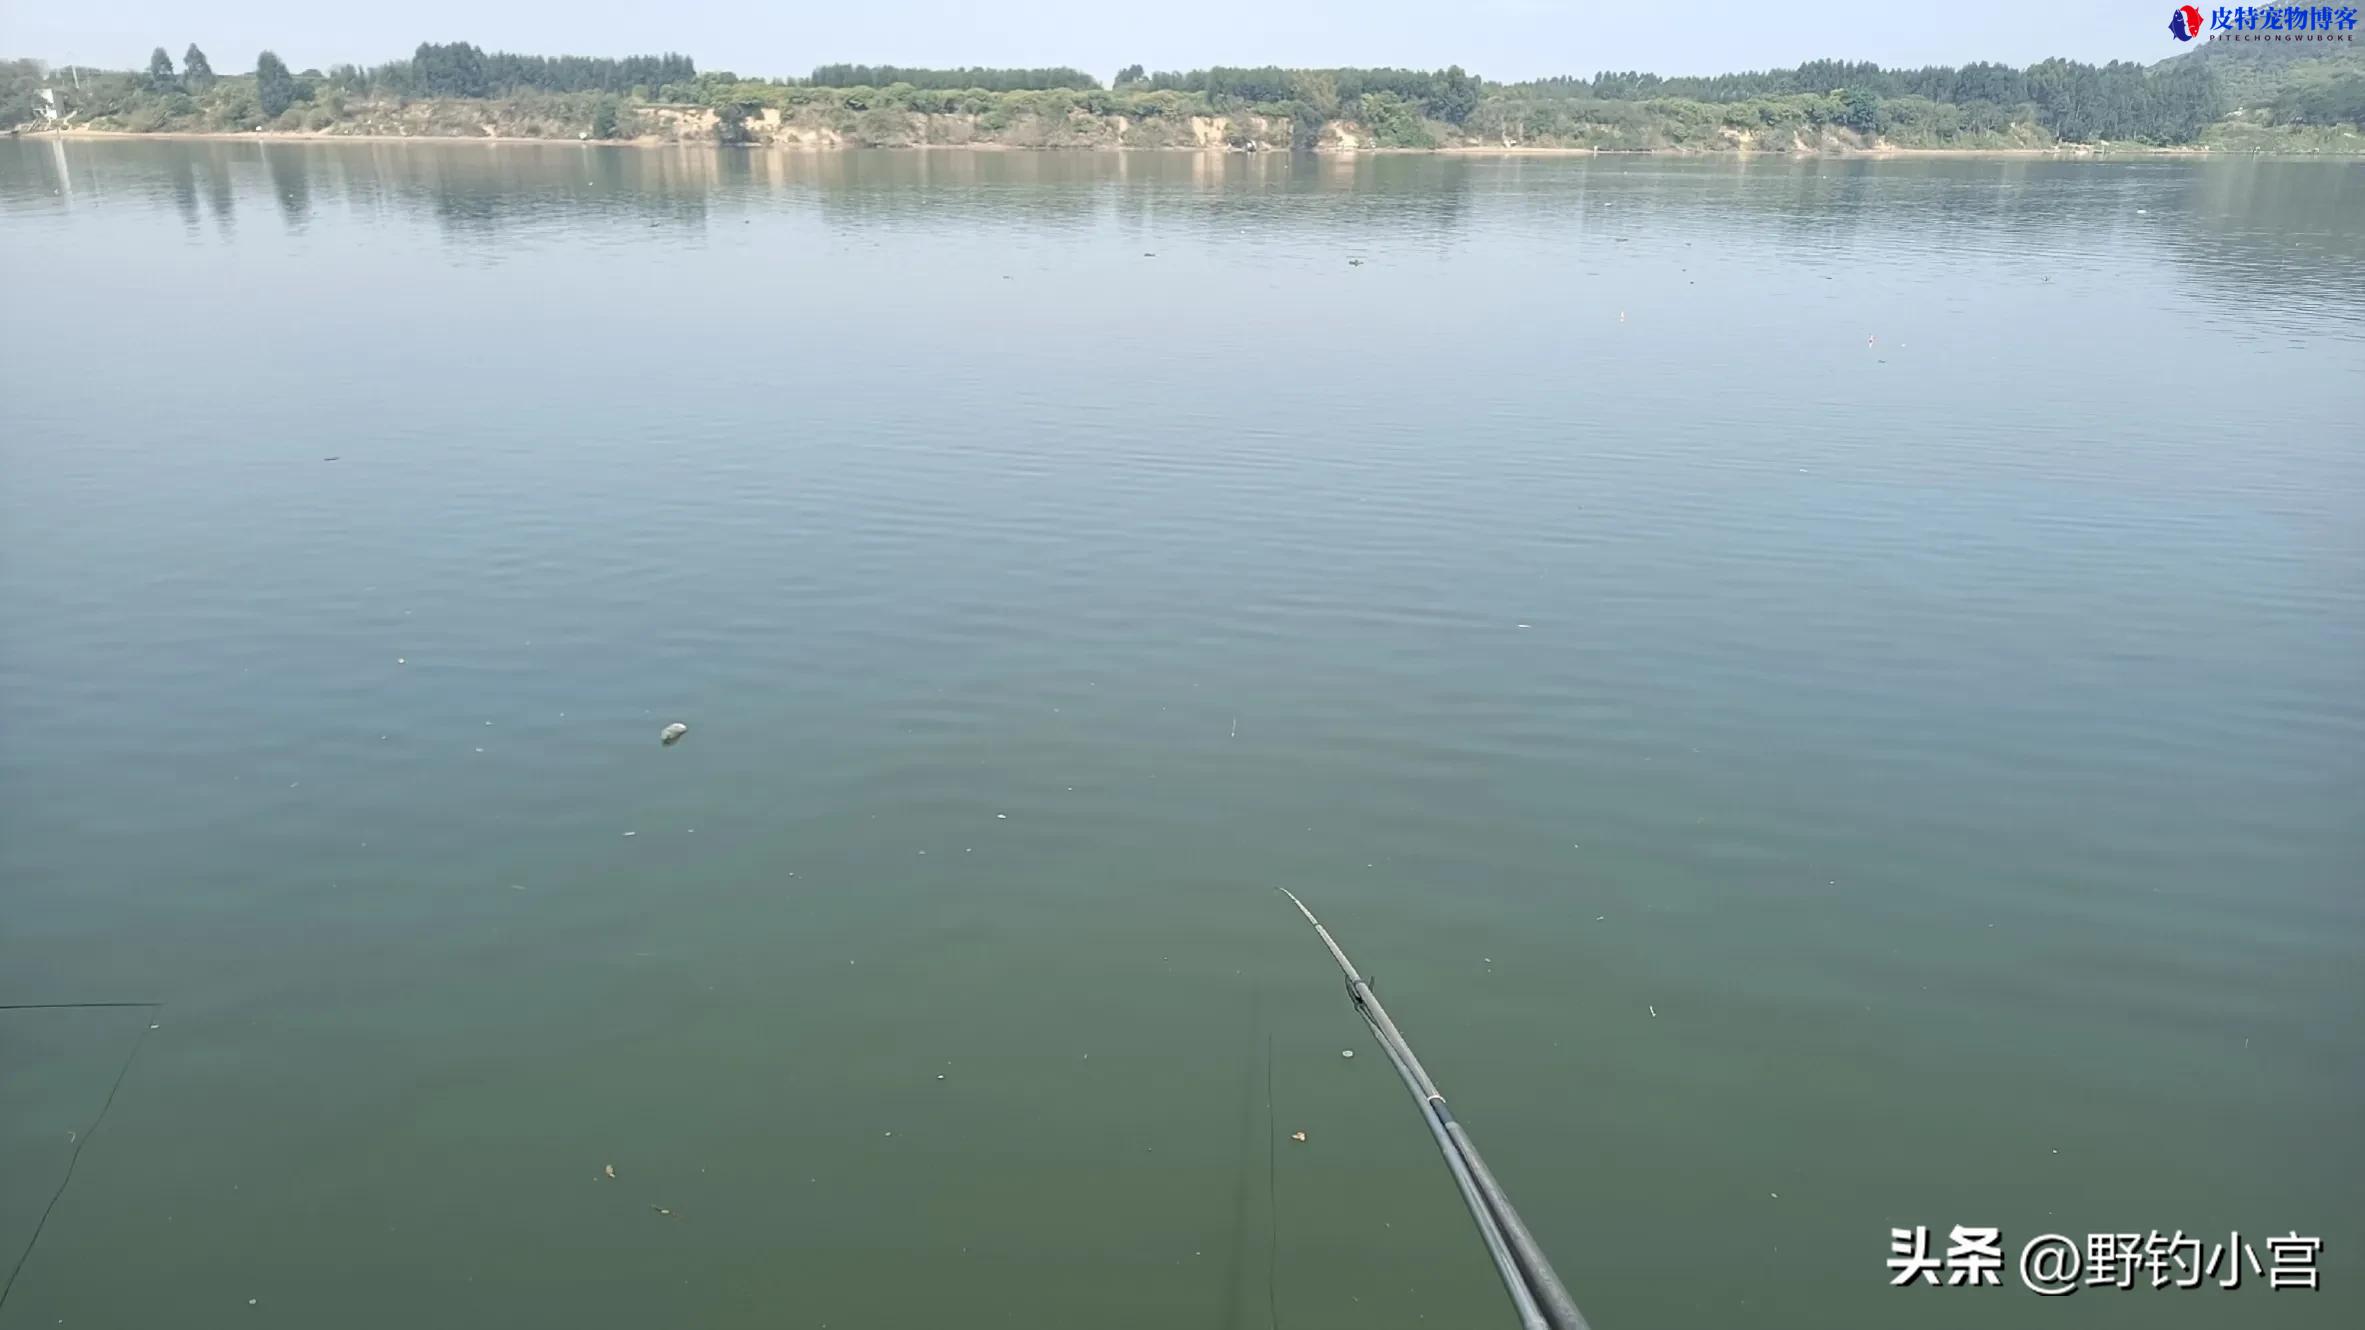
left=1, top=142, right=2358, bottom=1329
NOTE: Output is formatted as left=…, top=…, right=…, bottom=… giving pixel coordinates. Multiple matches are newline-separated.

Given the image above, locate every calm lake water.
left=1, top=140, right=2359, bottom=1329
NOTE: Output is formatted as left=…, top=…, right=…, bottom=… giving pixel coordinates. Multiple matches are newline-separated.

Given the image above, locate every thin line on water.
left=0, top=1002, right=161, bottom=1314
left=1266, top=1028, right=1280, bottom=1330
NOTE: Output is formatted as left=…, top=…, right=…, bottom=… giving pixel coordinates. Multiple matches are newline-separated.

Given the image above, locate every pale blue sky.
left=5, top=2, right=2200, bottom=82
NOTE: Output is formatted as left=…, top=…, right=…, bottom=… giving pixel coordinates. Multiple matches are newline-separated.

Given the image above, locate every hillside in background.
left=4, top=40, right=2360, bottom=152
left=2179, top=36, right=2365, bottom=115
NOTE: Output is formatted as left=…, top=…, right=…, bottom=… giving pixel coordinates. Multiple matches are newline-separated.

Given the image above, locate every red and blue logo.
left=2169, top=4, right=2206, bottom=38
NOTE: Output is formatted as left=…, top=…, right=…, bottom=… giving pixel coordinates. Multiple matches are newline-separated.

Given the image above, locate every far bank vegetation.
left=5, top=40, right=2361, bottom=154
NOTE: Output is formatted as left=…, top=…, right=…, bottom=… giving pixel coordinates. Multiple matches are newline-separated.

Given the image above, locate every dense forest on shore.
left=4, top=38, right=2360, bottom=152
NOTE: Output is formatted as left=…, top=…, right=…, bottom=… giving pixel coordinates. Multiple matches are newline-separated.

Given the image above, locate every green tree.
left=713, top=101, right=751, bottom=144
left=183, top=44, right=215, bottom=91
left=590, top=95, right=620, bottom=139
left=1114, top=64, right=1146, bottom=88
left=208, top=86, right=258, bottom=130
left=1433, top=65, right=1480, bottom=124
left=147, top=47, right=177, bottom=91
left=1357, top=91, right=1435, bottom=147
left=1288, top=69, right=1340, bottom=120
left=255, top=50, right=295, bottom=118
left=412, top=42, right=491, bottom=98
left=1840, top=86, right=1883, bottom=134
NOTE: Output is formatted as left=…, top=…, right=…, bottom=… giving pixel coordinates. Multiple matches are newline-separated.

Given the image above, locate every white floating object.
left=660, top=722, right=688, bottom=746
left=622, top=831, right=637, bottom=837
left=1340, top=1050, right=1355, bottom=1059
left=995, top=813, right=1007, bottom=819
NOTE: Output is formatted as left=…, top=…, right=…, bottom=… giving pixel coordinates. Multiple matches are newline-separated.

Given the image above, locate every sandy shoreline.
left=19, top=127, right=2268, bottom=158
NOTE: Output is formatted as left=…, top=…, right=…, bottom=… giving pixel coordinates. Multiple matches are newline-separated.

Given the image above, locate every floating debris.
left=660, top=722, right=688, bottom=746
left=603, top=1164, right=616, bottom=1179
left=622, top=831, right=637, bottom=838
left=1341, top=1050, right=1355, bottom=1059
left=1290, top=1131, right=1308, bottom=1143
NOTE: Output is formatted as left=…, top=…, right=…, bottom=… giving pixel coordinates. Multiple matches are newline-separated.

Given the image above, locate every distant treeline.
left=2268, top=60, right=2365, bottom=122
left=1492, top=56, right=2231, bottom=144
left=329, top=43, right=696, bottom=97
left=5, top=39, right=2361, bottom=147
left=1125, top=65, right=1483, bottom=122
left=1537, top=60, right=2048, bottom=103
left=804, top=65, right=1099, bottom=91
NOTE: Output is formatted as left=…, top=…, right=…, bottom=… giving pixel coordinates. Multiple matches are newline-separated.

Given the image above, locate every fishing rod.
left=1276, top=888, right=1591, bottom=1330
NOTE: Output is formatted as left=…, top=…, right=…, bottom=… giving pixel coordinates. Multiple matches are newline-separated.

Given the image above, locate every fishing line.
left=1264, top=1028, right=1280, bottom=1330
left=0, top=1001, right=162, bottom=1316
